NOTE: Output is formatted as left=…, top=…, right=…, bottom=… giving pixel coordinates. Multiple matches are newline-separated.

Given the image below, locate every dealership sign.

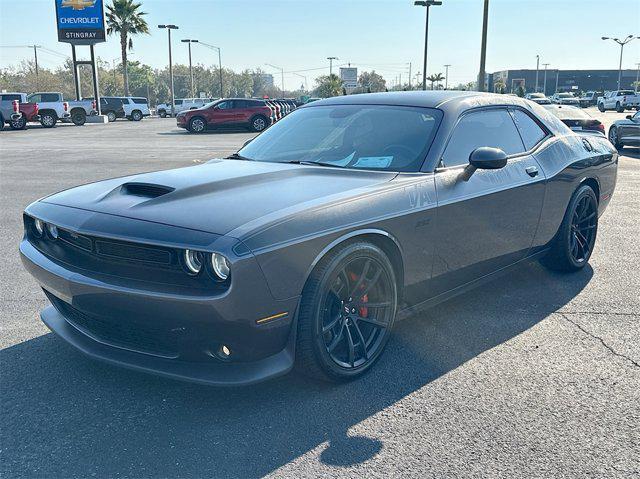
left=55, top=0, right=106, bottom=45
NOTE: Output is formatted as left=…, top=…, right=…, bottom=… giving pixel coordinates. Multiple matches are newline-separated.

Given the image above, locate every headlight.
left=211, top=253, right=230, bottom=281
left=34, top=218, right=45, bottom=236
left=183, top=249, right=204, bottom=275
left=47, top=224, right=59, bottom=239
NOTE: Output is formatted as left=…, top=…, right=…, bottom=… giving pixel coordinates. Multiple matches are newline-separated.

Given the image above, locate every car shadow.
left=157, top=128, right=255, bottom=136
left=0, top=262, right=592, bottom=477
left=619, top=148, right=640, bottom=159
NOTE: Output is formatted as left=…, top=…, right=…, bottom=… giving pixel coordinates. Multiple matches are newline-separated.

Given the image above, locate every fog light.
left=210, top=253, right=230, bottom=280
left=47, top=224, right=59, bottom=239
left=183, top=249, right=204, bottom=275
left=34, top=219, right=45, bottom=236
left=214, top=344, right=232, bottom=361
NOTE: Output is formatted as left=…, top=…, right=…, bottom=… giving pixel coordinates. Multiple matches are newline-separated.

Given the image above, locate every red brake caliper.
left=348, top=271, right=368, bottom=318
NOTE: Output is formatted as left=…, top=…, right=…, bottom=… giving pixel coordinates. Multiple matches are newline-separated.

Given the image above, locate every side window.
left=233, top=100, right=248, bottom=109
left=216, top=101, right=231, bottom=110
left=175, top=100, right=183, bottom=105
left=511, top=109, right=547, bottom=150
left=28, top=94, right=41, bottom=103
left=41, top=93, right=60, bottom=102
left=1, top=94, right=22, bottom=101
left=442, top=109, right=525, bottom=167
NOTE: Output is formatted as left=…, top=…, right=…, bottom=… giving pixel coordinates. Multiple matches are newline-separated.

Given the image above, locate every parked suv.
left=100, top=97, right=126, bottom=122
left=176, top=98, right=272, bottom=133
left=0, top=93, right=24, bottom=130
left=121, top=97, right=150, bottom=121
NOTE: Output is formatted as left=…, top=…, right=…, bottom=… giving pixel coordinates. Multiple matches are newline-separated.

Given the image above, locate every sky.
left=1, top=0, right=639, bottom=91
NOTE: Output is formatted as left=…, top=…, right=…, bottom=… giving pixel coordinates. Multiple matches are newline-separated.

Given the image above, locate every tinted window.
left=216, top=101, right=231, bottom=110
left=40, top=93, right=60, bottom=102
left=442, top=109, right=525, bottom=167
left=27, top=94, right=41, bottom=103
left=511, top=109, right=547, bottom=150
left=132, top=98, right=147, bottom=104
left=233, top=100, right=249, bottom=109
left=239, top=105, right=442, bottom=172
left=1, top=94, right=22, bottom=101
left=174, top=100, right=183, bottom=105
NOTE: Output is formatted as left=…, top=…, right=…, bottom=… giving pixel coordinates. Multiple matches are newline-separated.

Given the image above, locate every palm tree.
left=426, top=73, right=445, bottom=90
left=106, top=0, right=149, bottom=96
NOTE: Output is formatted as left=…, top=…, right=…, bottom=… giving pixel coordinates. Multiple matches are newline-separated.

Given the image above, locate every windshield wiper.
left=285, top=160, right=343, bottom=168
left=224, top=152, right=253, bottom=161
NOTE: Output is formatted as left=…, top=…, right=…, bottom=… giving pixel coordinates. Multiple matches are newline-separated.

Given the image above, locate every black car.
left=608, top=110, right=640, bottom=149
left=100, top=97, right=125, bottom=122
left=20, top=91, right=617, bottom=386
left=543, top=104, right=605, bottom=135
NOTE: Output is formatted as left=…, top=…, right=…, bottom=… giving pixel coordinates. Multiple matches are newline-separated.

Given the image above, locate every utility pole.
left=477, top=0, right=489, bottom=91
left=32, top=45, right=41, bottom=88
left=327, top=56, right=338, bottom=76
left=414, top=1, right=442, bottom=91
left=266, top=63, right=285, bottom=96
left=635, top=62, right=640, bottom=93
left=535, top=55, right=539, bottom=92
left=542, top=63, right=550, bottom=96
left=158, top=24, right=179, bottom=116
left=408, top=62, right=412, bottom=89
left=444, top=64, right=451, bottom=89
left=181, top=39, right=196, bottom=97
left=601, top=35, right=638, bottom=90
left=555, top=69, right=559, bottom=94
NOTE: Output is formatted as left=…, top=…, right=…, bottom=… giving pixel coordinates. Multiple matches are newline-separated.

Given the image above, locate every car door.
left=430, top=107, right=547, bottom=295
left=619, top=112, right=640, bottom=146
left=209, top=100, right=236, bottom=125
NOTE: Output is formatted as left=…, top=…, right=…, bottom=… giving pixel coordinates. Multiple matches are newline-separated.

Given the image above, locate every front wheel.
left=296, top=241, right=398, bottom=381
left=608, top=126, right=623, bottom=150
left=40, top=112, right=57, bottom=128
left=188, top=116, right=207, bottom=133
left=541, top=185, right=598, bottom=272
left=598, top=103, right=605, bottom=112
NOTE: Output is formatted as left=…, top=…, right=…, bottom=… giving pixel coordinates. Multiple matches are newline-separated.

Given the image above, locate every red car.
left=176, top=98, right=273, bottom=133
left=10, top=102, right=40, bottom=130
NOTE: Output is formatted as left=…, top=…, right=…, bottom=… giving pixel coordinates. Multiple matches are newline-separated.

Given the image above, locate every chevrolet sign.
left=55, top=0, right=106, bottom=45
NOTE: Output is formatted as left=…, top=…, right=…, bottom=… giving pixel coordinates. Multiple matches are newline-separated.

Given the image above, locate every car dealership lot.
left=1, top=113, right=639, bottom=478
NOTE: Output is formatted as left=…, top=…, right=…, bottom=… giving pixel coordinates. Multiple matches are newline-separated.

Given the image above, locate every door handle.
left=525, top=166, right=539, bottom=177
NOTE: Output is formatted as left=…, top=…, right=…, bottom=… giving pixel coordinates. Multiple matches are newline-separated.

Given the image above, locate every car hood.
left=41, top=159, right=397, bottom=236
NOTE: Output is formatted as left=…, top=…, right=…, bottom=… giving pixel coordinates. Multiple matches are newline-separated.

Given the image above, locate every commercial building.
left=488, top=69, right=639, bottom=94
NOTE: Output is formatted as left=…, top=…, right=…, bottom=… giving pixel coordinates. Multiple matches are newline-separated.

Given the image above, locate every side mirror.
left=469, top=147, right=508, bottom=169
left=626, top=115, right=632, bottom=120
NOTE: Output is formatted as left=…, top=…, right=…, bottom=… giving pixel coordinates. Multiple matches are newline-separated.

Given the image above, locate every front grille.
left=95, top=240, right=172, bottom=265
left=46, top=291, right=179, bottom=358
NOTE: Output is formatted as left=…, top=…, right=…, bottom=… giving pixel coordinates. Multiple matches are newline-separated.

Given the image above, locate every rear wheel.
left=158, top=110, right=167, bottom=118
left=10, top=115, right=27, bottom=130
left=188, top=116, right=207, bottom=133
left=615, top=102, right=624, bottom=113
left=296, top=242, right=398, bottom=381
left=249, top=115, right=268, bottom=132
left=131, top=110, right=143, bottom=121
left=608, top=126, right=623, bottom=150
left=71, top=109, right=86, bottom=126
left=40, top=112, right=57, bottom=128
left=541, top=185, right=598, bottom=272
left=598, top=103, right=605, bottom=112
left=106, top=111, right=117, bottom=122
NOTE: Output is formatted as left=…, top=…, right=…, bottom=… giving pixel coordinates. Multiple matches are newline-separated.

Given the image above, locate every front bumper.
left=20, top=204, right=299, bottom=386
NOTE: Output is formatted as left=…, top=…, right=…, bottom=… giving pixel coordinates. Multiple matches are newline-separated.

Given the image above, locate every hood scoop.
left=121, top=182, right=175, bottom=198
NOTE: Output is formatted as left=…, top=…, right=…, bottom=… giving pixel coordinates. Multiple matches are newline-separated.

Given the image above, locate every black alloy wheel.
left=71, top=110, right=86, bottom=126
left=608, top=126, right=623, bottom=150
left=297, top=242, right=397, bottom=381
left=541, top=184, right=598, bottom=272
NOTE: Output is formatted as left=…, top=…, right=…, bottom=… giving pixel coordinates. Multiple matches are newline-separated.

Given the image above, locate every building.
left=488, top=69, right=639, bottom=95
left=259, top=73, right=274, bottom=88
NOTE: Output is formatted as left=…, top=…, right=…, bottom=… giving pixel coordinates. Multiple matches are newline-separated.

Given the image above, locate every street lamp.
left=476, top=0, right=489, bottom=91
left=327, top=56, right=339, bottom=76
left=195, top=41, right=224, bottom=98
left=292, top=72, right=308, bottom=92
left=542, top=63, right=550, bottom=96
left=535, top=55, right=540, bottom=92
left=158, top=24, right=178, bottom=116
left=265, top=63, right=285, bottom=97
left=444, top=64, right=451, bottom=89
left=414, top=0, right=442, bottom=91
left=601, top=35, right=639, bottom=90
left=181, top=39, right=197, bottom=98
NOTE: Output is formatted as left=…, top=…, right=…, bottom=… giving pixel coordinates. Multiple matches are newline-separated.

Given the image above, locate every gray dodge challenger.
left=20, top=91, right=618, bottom=385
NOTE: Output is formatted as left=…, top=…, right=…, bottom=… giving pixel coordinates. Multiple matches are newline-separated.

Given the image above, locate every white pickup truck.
left=26, top=92, right=96, bottom=127
left=597, top=90, right=640, bottom=113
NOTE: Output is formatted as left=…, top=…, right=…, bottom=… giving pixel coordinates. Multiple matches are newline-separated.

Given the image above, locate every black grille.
left=95, top=240, right=172, bottom=265
left=58, top=228, right=92, bottom=251
left=46, top=291, right=179, bottom=358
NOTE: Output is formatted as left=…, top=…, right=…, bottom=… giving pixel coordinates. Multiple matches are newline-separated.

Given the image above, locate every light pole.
left=601, top=35, right=639, bottom=90
left=181, top=39, right=196, bottom=98
left=327, top=56, right=338, bottom=76
left=292, top=72, right=308, bottom=92
left=542, top=63, right=550, bottom=96
left=266, top=63, right=285, bottom=96
left=535, top=55, right=539, bottom=92
left=444, top=64, right=451, bottom=89
left=195, top=41, right=223, bottom=98
left=477, top=0, right=489, bottom=91
left=158, top=24, right=179, bottom=116
left=414, top=0, right=442, bottom=91
left=635, top=62, right=640, bottom=93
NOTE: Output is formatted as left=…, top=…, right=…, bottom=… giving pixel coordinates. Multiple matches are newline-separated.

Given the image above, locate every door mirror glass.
left=469, top=147, right=508, bottom=170
left=626, top=115, right=632, bottom=120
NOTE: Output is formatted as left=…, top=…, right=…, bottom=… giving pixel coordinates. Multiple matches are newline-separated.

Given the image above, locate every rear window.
left=544, top=105, right=591, bottom=120
left=618, top=90, right=634, bottom=96
left=132, top=98, right=148, bottom=104
left=175, top=100, right=183, bottom=105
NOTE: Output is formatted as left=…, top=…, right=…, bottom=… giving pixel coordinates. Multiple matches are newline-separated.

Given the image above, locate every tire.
left=249, top=115, right=268, bottom=132
left=296, top=241, right=398, bottom=382
left=608, top=126, right=623, bottom=150
left=541, top=184, right=598, bottom=273
left=615, top=102, right=624, bottom=113
left=188, top=116, right=207, bottom=133
left=9, top=115, right=27, bottom=130
left=106, top=111, right=117, bottom=122
left=598, top=103, right=605, bottom=112
left=71, top=109, right=86, bottom=126
left=159, top=110, right=167, bottom=118
left=40, top=112, right=57, bottom=128
left=0, top=115, right=4, bottom=131
left=131, top=110, right=143, bottom=121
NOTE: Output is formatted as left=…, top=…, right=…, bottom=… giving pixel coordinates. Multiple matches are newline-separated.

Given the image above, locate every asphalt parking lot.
left=1, top=110, right=639, bottom=478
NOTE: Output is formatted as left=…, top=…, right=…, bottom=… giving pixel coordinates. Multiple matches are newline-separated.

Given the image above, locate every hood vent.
left=121, top=182, right=175, bottom=198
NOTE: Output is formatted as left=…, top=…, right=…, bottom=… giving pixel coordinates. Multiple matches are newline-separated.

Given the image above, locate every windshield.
left=237, top=104, right=442, bottom=172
